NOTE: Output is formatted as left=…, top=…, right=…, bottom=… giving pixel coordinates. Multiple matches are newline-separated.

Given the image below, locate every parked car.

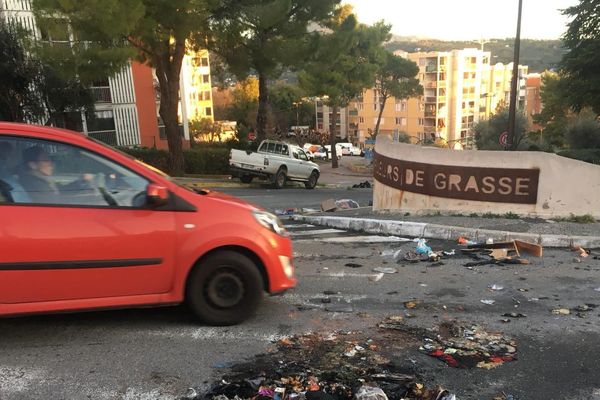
left=0, top=123, right=296, bottom=325
left=230, top=140, right=320, bottom=189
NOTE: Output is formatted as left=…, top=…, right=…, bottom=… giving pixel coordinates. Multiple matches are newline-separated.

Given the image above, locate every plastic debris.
left=355, top=386, right=388, bottom=400
left=415, top=239, right=432, bottom=255
left=480, top=299, right=495, bottom=305
left=488, top=284, right=504, bottom=291
left=551, top=308, right=570, bottom=315
left=335, top=199, right=360, bottom=209
left=369, top=273, right=384, bottom=282
left=352, top=181, right=372, bottom=189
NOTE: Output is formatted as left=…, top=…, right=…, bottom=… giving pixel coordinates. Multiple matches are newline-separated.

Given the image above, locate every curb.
left=291, top=215, right=600, bottom=249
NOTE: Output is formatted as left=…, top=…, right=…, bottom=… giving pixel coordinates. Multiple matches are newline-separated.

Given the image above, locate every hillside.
left=386, top=38, right=565, bottom=72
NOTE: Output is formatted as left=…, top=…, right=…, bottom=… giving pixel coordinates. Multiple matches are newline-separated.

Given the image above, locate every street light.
left=507, top=0, right=523, bottom=150
left=292, top=101, right=301, bottom=129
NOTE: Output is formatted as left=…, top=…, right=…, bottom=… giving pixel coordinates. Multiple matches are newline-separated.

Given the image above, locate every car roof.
left=0, top=122, right=88, bottom=143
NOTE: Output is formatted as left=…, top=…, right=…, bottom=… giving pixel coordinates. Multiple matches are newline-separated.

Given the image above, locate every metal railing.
left=90, top=87, right=112, bottom=103
left=88, top=130, right=118, bottom=146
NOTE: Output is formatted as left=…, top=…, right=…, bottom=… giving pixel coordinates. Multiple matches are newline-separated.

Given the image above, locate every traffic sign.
left=499, top=131, right=508, bottom=147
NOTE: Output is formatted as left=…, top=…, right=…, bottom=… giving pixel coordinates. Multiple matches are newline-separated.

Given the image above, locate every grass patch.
left=554, top=213, right=597, bottom=223
left=503, top=212, right=520, bottom=219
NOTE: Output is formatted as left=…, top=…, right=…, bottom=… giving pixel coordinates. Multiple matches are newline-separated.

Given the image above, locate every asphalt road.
left=2, top=205, right=600, bottom=399
left=216, top=187, right=374, bottom=212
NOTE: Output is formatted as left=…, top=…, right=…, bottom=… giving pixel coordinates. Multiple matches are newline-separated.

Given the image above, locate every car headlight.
left=253, top=211, right=288, bottom=237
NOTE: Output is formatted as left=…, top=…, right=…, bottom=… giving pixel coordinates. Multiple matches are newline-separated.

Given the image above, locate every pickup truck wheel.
left=186, top=251, right=263, bottom=326
left=272, top=168, right=287, bottom=189
left=304, top=171, right=319, bottom=189
left=240, top=175, right=253, bottom=184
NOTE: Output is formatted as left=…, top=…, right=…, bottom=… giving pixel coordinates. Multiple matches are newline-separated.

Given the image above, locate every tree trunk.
left=154, top=41, right=186, bottom=176
left=374, top=95, right=387, bottom=138
left=256, top=72, right=269, bottom=143
left=330, top=105, right=339, bottom=169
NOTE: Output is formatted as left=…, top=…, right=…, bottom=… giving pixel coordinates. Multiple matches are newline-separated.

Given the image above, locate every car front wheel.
left=304, top=171, right=319, bottom=189
left=186, top=251, right=263, bottom=325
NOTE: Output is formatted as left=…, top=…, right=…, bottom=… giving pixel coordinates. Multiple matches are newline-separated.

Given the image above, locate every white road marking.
left=297, top=235, right=411, bottom=243
left=289, top=228, right=346, bottom=237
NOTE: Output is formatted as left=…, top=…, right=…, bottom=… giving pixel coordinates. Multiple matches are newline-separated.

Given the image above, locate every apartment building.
left=0, top=0, right=213, bottom=150
left=315, top=48, right=531, bottom=149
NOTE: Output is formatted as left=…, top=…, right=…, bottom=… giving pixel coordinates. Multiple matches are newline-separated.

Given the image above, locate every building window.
left=357, top=103, right=364, bottom=110
left=202, top=74, right=210, bottom=84
left=205, top=107, right=212, bottom=116
left=359, top=117, right=364, bottom=123
left=395, top=117, right=406, bottom=126
left=87, top=110, right=115, bottom=133
left=201, top=57, right=209, bottom=67
left=202, top=90, right=211, bottom=101
left=418, top=118, right=424, bottom=126
left=374, top=117, right=384, bottom=125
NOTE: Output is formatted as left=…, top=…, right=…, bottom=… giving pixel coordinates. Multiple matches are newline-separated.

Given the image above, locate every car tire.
left=304, top=170, right=319, bottom=189
left=186, top=251, right=263, bottom=326
left=240, top=175, right=253, bottom=184
left=272, top=168, right=287, bottom=189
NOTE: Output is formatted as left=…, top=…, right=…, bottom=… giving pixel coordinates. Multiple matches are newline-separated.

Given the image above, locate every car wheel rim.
left=206, top=270, right=245, bottom=308
left=277, top=173, right=285, bottom=186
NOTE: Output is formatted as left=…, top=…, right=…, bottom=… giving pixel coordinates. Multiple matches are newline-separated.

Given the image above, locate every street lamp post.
left=507, top=0, right=523, bottom=150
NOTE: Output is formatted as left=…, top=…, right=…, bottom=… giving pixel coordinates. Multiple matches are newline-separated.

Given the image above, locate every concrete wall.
left=373, top=135, right=600, bottom=218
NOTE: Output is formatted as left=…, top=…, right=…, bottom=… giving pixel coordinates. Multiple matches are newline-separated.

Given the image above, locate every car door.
left=0, top=135, right=177, bottom=304
left=296, top=150, right=314, bottom=178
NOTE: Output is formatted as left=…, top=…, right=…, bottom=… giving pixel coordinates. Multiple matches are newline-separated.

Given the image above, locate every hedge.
left=119, top=147, right=230, bottom=175
left=557, top=149, right=600, bottom=165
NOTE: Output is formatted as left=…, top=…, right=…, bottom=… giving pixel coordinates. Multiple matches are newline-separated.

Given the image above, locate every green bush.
left=118, top=146, right=230, bottom=175
left=557, top=149, right=600, bottom=165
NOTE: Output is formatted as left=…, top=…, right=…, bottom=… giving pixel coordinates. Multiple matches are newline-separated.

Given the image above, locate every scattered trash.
left=418, top=322, right=517, bottom=369
left=502, top=313, right=527, bottom=318
left=404, top=300, right=422, bottom=309
left=275, top=208, right=297, bottom=216
left=335, top=199, right=360, bottom=210
left=594, top=287, right=600, bottom=292
left=345, top=263, right=363, bottom=268
left=480, top=300, right=496, bottom=305
left=325, top=304, right=354, bottom=313
left=352, top=181, right=372, bottom=189
left=197, top=330, right=459, bottom=400
left=443, top=250, right=455, bottom=256
left=457, top=236, right=477, bottom=246
left=488, top=284, right=504, bottom=291
left=572, top=245, right=589, bottom=258
left=355, top=385, right=388, bottom=400
left=551, top=308, right=570, bottom=315
left=373, top=267, right=397, bottom=274
left=320, top=199, right=337, bottom=212
left=369, top=273, right=384, bottom=282
left=321, top=297, right=332, bottom=304
left=404, top=252, right=422, bottom=263
left=415, top=239, right=432, bottom=255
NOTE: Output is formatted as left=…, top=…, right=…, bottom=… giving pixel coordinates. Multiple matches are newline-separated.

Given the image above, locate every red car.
left=0, top=123, right=296, bottom=325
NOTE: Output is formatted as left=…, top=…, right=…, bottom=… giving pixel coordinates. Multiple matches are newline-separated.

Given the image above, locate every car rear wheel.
left=187, top=251, right=263, bottom=326
left=304, top=170, right=319, bottom=189
left=272, top=168, right=287, bottom=189
left=240, top=175, right=253, bottom=184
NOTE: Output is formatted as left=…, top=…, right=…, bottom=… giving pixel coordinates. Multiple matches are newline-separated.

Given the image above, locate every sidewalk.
left=292, top=207, right=600, bottom=248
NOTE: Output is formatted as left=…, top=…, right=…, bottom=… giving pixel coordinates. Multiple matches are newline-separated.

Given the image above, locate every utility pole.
left=474, top=38, right=492, bottom=51
left=507, top=0, right=523, bottom=150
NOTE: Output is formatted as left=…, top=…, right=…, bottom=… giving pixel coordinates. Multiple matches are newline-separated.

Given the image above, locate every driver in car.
left=18, top=146, right=95, bottom=204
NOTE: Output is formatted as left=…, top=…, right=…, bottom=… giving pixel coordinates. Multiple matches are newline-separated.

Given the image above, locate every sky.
left=343, top=0, right=580, bottom=41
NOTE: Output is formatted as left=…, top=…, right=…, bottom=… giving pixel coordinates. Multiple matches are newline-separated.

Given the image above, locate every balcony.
left=424, top=81, right=437, bottom=89
left=424, top=111, right=437, bottom=118
left=424, top=96, right=437, bottom=103
left=91, top=87, right=112, bottom=103
left=88, top=130, right=117, bottom=146
left=348, top=109, right=359, bottom=116
left=425, top=65, right=438, bottom=73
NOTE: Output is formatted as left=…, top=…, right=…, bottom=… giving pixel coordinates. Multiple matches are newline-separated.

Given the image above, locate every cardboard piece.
left=514, top=240, right=543, bottom=257
left=320, top=199, right=337, bottom=212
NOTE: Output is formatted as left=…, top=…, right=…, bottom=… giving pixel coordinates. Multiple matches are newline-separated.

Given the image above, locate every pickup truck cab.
left=230, top=140, right=320, bottom=189
left=0, top=123, right=296, bottom=325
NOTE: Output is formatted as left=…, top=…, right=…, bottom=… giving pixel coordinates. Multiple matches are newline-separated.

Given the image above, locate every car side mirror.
left=146, top=183, right=169, bottom=207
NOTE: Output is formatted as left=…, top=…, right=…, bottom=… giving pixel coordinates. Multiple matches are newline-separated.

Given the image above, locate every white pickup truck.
left=229, top=140, right=320, bottom=189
